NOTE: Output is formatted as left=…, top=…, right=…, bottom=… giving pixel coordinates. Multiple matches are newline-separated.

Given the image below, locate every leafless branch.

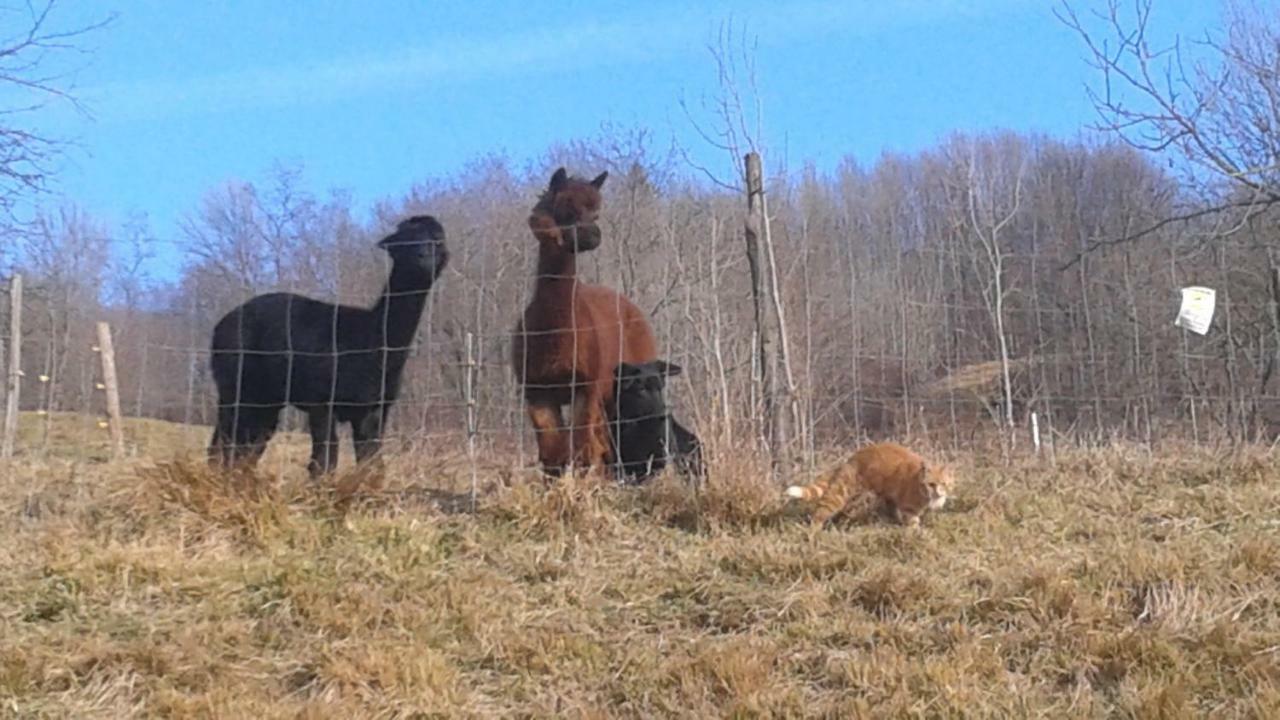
left=0, top=0, right=114, bottom=229
left=1058, top=193, right=1280, bottom=270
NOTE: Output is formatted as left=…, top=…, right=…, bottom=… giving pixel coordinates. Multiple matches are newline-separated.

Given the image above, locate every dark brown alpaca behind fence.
left=512, top=168, right=658, bottom=476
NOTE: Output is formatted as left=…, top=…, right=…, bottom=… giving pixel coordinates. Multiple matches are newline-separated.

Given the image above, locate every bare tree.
left=0, top=1, right=113, bottom=229
left=679, top=23, right=802, bottom=464
left=15, top=205, right=109, bottom=417
left=1059, top=0, right=1280, bottom=257
left=957, top=135, right=1027, bottom=447
left=678, top=22, right=762, bottom=192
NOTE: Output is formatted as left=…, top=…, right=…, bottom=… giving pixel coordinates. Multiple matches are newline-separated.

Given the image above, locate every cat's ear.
left=590, top=170, right=608, bottom=189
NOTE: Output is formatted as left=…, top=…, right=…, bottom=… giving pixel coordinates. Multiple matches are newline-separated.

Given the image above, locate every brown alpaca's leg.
left=526, top=401, right=568, bottom=476
left=569, top=388, right=607, bottom=473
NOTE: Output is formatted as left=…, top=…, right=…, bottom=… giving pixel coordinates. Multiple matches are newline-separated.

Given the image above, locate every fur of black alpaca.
left=607, top=360, right=704, bottom=484
left=208, top=215, right=449, bottom=477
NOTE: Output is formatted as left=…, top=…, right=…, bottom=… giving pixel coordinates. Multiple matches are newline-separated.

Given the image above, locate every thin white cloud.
left=82, top=0, right=1021, bottom=121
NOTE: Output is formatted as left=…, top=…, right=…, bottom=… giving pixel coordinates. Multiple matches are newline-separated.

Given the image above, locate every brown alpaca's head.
left=529, top=167, right=608, bottom=255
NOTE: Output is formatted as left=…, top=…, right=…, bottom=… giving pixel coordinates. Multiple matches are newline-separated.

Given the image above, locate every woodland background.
left=4, top=1, right=1280, bottom=459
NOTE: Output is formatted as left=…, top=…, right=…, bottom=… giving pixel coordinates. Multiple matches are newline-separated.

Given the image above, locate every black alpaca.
left=208, top=215, right=449, bottom=477
left=608, top=360, right=704, bottom=484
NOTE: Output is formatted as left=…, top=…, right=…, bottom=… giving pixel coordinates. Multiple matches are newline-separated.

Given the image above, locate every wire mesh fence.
left=0, top=267, right=1271, bottom=476
left=3, top=145, right=1278, bottom=475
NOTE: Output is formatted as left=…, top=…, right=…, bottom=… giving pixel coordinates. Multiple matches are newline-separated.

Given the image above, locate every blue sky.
left=29, top=0, right=1221, bottom=253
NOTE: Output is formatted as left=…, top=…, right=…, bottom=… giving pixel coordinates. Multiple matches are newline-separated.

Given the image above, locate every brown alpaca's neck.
left=534, top=248, right=579, bottom=299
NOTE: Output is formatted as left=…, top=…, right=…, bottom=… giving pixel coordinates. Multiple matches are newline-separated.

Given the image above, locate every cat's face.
left=923, top=463, right=955, bottom=510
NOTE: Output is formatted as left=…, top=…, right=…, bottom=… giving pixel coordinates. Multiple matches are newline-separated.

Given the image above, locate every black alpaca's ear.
left=397, top=214, right=444, bottom=237
left=655, top=360, right=682, bottom=378
left=615, top=362, right=642, bottom=381
left=549, top=167, right=569, bottom=193
left=590, top=171, right=608, bottom=189
left=377, top=230, right=402, bottom=249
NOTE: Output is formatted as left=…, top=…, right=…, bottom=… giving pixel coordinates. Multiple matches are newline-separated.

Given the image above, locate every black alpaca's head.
left=379, top=215, right=449, bottom=278
left=614, top=360, right=681, bottom=422
left=530, top=167, right=608, bottom=255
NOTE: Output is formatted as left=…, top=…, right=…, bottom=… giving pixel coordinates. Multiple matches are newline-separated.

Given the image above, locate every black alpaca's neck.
left=369, top=263, right=434, bottom=351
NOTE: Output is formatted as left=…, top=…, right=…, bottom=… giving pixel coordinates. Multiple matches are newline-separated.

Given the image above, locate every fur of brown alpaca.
left=512, top=167, right=658, bottom=476
left=786, top=442, right=955, bottom=528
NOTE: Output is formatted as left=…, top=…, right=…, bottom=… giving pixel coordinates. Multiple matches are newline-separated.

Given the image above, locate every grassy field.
left=2, top=415, right=1279, bottom=717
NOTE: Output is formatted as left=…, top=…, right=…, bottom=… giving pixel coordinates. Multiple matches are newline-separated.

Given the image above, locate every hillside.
left=2, top=436, right=1278, bottom=716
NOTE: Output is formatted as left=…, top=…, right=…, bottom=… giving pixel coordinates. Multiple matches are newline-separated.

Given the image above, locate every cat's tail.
left=785, top=472, right=830, bottom=500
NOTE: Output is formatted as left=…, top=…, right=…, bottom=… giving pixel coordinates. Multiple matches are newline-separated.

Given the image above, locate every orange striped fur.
left=786, top=442, right=954, bottom=528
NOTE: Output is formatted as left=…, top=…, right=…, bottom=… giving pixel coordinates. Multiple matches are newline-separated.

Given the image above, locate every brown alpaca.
left=512, top=167, right=658, bottom=476
left=785, top=442, right=955, bottom=528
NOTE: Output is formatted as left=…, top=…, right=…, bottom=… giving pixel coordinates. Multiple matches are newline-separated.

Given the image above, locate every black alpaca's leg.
left=604, top=414, right=624, bottom=481
left=236, top=407, right=281, bottom=466
left=210, top=404, right=279, bottom=469
left=352, top=409, right=385, bottom=465
left=672, top=421, right=705, bottom=485
left=627, top=419, right=669, bottom=485
left=680, top=444, right=706, bottom=485
left=208, top=408, right=234, bottom=468
left=306, top=408, right=339, bottom=478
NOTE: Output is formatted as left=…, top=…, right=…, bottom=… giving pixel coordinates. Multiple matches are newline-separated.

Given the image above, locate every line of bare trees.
left=5, top=0, right=1280, bottom=454
left=3, top=126, right=1278, bottom=452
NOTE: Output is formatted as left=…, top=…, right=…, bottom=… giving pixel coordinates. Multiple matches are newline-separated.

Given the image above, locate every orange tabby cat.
left=785, top=442, right=954, bottom=528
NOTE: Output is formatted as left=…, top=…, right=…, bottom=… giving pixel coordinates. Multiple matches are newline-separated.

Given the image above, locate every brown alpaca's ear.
left=590, top=171, right=608, bottom=189
left=549, top=167, right=569, bottom=193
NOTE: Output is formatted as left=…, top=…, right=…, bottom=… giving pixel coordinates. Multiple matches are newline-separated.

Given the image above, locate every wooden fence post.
left=464, top=331, right=478, bottom=511
left=0, top=279, right=6, bottom=438
left=2, top=275, right=22, bottom=459
left=744, top=151, right=799, bottom=474
left=744, top=152, right=779, bottom=460
left=96, top=321, right=125, bottom=459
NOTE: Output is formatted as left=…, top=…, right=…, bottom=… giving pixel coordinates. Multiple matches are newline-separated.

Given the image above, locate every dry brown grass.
left=2, top=417, right=1280, bottom=717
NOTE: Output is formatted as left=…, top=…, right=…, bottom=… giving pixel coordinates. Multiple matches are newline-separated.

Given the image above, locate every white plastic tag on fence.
left=1174, top=286, right=1215, bottom=335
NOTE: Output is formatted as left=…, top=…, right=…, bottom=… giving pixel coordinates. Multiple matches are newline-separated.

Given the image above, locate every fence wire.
left=2, top=192, right=1276, bottom=475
